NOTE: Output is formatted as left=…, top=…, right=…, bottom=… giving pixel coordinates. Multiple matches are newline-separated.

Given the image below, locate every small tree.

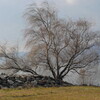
left=24, top=1, right=99, bottom=84
left=78, top=66, right=98, bottom=86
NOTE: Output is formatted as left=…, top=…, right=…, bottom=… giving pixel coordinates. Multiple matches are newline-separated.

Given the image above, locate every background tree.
left=77, top=66, right=98, bottom=86
left=24, top=1, right=100, bottom=84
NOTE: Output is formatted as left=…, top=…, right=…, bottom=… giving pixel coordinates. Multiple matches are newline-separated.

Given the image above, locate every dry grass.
left=0, top=86, right=100, bottom=100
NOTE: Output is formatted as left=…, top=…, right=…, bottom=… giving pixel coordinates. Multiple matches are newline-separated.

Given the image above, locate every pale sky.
left=0, top=0, right=100, bottom=50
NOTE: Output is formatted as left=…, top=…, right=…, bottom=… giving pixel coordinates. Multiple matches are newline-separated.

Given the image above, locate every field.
left=0, top=86, right=100, bottom=100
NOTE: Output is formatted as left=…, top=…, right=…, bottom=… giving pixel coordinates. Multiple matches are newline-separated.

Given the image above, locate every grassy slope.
left=0, top=86, right=100, bottom=100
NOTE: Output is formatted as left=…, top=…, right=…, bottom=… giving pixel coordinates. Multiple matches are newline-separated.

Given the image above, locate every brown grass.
left=0, top=86, right=100, bottom=100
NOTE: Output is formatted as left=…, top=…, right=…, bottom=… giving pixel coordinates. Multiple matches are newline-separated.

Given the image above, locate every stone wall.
left=0, top=75, right=72, bottom=88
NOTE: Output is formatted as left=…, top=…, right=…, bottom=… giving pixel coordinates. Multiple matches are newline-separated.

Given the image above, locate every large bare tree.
left=25, top=2, right=99, bottom=84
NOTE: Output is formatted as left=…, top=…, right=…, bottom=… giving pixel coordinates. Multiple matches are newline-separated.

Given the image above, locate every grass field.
left=0, top=86, right=100, bottom=100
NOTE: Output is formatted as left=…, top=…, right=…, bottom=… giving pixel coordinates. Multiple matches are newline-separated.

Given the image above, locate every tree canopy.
left=24, top=1, right=100, bottom=84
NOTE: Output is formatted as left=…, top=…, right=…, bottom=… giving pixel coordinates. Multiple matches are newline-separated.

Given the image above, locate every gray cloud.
left=0, top=0, right=99, bottom=44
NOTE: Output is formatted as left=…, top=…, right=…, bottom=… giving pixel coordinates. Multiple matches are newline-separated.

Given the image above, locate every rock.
left=31, top=80, right=37, bottom=86
left=0, top=85, right=3, bottom=89
left=15, top=79, right=22, bottom=83
left=9, top=86, right=14, bottom=88
left=7, top=80, right=14, bottom=85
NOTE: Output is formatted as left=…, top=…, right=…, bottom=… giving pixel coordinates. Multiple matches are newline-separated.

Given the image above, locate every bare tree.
left=0, top=44, right=38, bottom=76
left=24, top=2, right=99, bottom=84
left=77, top=66, right=98, bottom=86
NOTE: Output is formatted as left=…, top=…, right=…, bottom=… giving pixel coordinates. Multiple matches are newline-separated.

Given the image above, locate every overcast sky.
left=0, top=0, right=100, bottom=50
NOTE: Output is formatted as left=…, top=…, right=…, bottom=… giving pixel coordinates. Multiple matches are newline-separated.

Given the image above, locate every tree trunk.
left=55, top=76, right=63, bottom=85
